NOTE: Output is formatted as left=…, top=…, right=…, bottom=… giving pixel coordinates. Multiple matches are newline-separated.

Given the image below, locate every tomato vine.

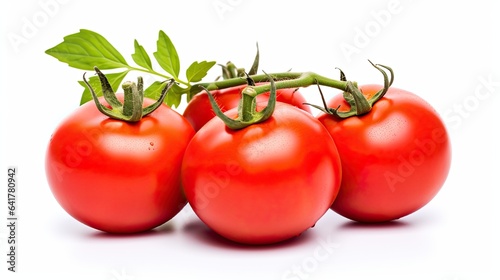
left=45, top=29, right=391, bottom=120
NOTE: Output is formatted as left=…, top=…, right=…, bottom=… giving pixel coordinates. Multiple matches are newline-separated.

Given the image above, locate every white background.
left=1, top=0, right=499, bottom=279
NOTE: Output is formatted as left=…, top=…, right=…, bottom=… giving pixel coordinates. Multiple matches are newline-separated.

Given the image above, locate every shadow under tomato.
left=87, top=221, right=176, bottom=239
left=338, top=219, right=412, bottom=231
left=182, top=219, right=315, bottom=251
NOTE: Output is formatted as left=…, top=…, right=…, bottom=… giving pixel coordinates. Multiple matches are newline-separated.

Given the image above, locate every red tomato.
left=45, top=94, right=195, bottom=233
left=181, top=102, right=342, bottom=244
left=317, top=85, right=451, bottom=223
left=183, top=84, right=311, bottom=131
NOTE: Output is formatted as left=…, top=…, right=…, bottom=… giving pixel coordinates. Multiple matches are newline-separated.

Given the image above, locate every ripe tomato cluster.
left=45, top=73, right=451, bottom=245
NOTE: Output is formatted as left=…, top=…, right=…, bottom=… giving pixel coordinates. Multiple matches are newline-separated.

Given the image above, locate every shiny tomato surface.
left=46, top=95, right=195, bottom=233
left=318, top=85, right=452, bottom=222
left=182, top=103, right=342, bottom=244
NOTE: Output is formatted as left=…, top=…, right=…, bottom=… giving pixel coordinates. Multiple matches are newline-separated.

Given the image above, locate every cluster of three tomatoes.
left=45, top=83, right=451, bottom=245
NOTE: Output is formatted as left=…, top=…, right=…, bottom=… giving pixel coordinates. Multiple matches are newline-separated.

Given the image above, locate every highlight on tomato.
left=45, top=68, right=195, bottom=233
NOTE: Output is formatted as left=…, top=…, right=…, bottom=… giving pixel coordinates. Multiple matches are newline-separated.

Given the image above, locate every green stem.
left=129, top=66, right=190, bottom=87
left=204, top=73, right=277, bottom=130
left=122, top=79, right=144, bottom=122
left=238, top=87, right=258, bottom=122
left=196, top=72, right=348, bottom=94
left=254, top=72, right=348, bottom=95
left=129, top=60, right=392, bottom=123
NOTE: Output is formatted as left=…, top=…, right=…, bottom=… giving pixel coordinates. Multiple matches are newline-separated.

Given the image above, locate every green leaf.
left=153, top=31, right=180, bottom=78
left=186, top=61, right=216, bottom=83
left=78, top=70, right=129, bottom=105
left=45, top=29, right=129, bottom=70
left=143, top=81, right=166, bottom=100
left=131, top=39, right=153, bottom=71
left=144, top=81, right=185, bottom=108
left=167, top=83, right=186, bottom=108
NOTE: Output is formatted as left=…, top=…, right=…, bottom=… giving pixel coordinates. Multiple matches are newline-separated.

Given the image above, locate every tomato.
left=181, top=102, right=342, bottom=244
left=317, top=84, right=451, bottom=223
left=45, top=94, right=195, bottom=233
left=183, top=84, right=311, bottom=131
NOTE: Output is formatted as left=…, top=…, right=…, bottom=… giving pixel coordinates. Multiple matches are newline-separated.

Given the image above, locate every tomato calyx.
left=83, top=67, right=175, bottom=122
left=200, top=72, right=276, bottom=130
left=307, top=61, right=394, bottom=119
left=216, top=43, right=260, bottom=80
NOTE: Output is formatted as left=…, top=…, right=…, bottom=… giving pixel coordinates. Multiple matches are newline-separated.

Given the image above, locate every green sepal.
left=204, top=72, right=277, bottom=130
left=83, top=67, right=174, bottom=122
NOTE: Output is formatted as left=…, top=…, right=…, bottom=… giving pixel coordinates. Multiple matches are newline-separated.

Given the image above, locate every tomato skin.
left=317, top=85, right=451, bottom=223
left=183, top=84, right=311, bottom=131
left=181, top=103, right=342, bottom=244
left=45, top=95, right=195, bottom=233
